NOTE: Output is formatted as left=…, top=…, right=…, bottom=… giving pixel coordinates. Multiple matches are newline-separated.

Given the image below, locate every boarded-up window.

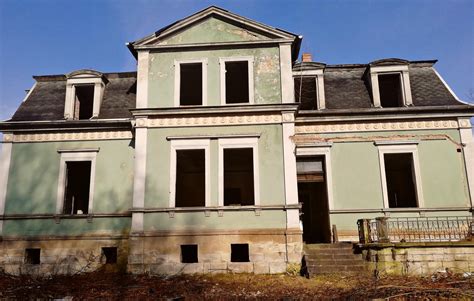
left=225, top=61, right=249, bottom=104
left=180, top=63, right=202, bottom=106
left=378, top=73, right=403, bottom=107
left=74, top=85, right=94, bottom=119
left=294, top=77, right=317, bottom=110
left=64, top=161, right=91, bottom=214
left=384, top=153, right=417, bottom=208
left=175, top=149, right=205, bottom=207
left=224, top=148, right=254, bottom=206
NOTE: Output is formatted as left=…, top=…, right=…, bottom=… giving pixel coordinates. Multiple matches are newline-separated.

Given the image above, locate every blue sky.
left=0, top=0, right=473, bottom=122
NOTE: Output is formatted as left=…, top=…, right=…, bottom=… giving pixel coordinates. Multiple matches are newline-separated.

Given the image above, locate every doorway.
left=297, top=156, right=331, bottom=243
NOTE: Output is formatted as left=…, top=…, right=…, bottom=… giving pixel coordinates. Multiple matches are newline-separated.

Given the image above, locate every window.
left=181, top=245, right=198, bottom=263
left=102, top=247, right=117, bottom=264
left=73, top=85, right=95, bottom=119
left=224, top=148, right=254, bottom=206
left=218, top=138, right=259, bottom=206
left=219, top=57, right=254, bottom=105
left=294, top=77, right=317, bottom=110
left=25, top=248, right=40, bottom=264
left=378, top=73, right=403, bottom=108
left=56, top=150, right=98, bottom=215
left=169, top=140, right=210, bottom=208
left=175, top=149, right=205, bottom=207
left=383, top=153, right=417, bottom=208
left=174, top=59, right=207, bottom=107
left=377, top=143, right=423, bottom=209
left=231, top=244, right=249, bottom=262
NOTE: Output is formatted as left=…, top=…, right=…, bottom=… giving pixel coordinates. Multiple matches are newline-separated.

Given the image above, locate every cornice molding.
left=4, top=130, right=133, bottom=143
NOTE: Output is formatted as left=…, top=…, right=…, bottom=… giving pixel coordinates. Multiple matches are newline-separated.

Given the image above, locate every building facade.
left=0, top=6, right=473, bottom=275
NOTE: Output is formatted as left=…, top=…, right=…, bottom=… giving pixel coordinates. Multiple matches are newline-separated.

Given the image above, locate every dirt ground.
left=0, top=270, right=473, bottom=300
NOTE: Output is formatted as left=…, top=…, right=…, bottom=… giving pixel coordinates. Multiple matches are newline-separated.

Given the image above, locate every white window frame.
left=292, top=69, right=326, bottom=110
left=219, top=56, right=254, bottom=105
left=218, top=137, right=260, bottom=206
left=64, top=77, right=105, bottom=120
left=174, top=59, right=208, bottom=107
left=56, top=149, right=98, bottom=215
left=377, top=143, right=424, bottom=209
left=169, top=139, right=210, bottom=208
left=370, top=65, right=412, bottom=108
left=295, top=145, right=334, bottom=210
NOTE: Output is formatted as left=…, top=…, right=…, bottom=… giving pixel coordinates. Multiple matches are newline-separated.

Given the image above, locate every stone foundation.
left=361, top=242, right=474, bottom=275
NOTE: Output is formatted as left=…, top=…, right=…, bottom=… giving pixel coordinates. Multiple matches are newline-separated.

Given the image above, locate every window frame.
left=169, top=139, right=211, bottom=208
left=218, top=137, right=260, bottom=207
left=376, top=143, right=424, bottom=209
left=219, top=56, right=254, bottom=105
left=292, top=69, right=325, bottom=110
left=370, top=65, right=413, bottom=108
left=174, top=59, right=208, bottom=107
left=56, top=149, right=98, bottom=215
left=64, top=77, right=105, bottom=120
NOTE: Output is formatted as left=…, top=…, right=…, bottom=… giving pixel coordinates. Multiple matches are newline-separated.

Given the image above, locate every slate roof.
left=6, top=59, right=470, bottom=122
left=10, top=72, right=136, bottom=121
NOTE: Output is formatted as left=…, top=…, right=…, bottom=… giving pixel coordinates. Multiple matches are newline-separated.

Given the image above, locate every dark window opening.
left=224, top=148, right=254, bottom=206
left=225, top=61, right=249, bottom=104
left=102, top=247, right=117, bottom=264
left=384, top=153, right=418, bottom=208
left=294, top=77, right=317, bottom=110
left=180, top=63, right=202, bottom=106
left=25, top=248, right=40, bottom=265
left=181, top=245, right=198, bottom=263
left=378, top=73, right=403, bottom=108
left=74, top=85, right=95, bottom=119
left=176, top=149, right=205, bottom=207
left=231, top=244, right=249, bottom=262
left=64, top=161, right=91, bottom=215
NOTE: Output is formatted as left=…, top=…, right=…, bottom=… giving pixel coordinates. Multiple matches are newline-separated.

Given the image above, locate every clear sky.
left=0, top=0, right=473, bottom=122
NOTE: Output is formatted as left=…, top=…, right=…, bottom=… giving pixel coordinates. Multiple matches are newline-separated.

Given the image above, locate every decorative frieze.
left=296, top=119, right=459, bottom=134
left=7, top=131, right=133, bottom=143
left=147, top=114, right=283, bottom=128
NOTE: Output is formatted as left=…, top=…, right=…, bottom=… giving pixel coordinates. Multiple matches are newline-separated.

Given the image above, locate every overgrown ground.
left=0, top=270, right=473, bottom=300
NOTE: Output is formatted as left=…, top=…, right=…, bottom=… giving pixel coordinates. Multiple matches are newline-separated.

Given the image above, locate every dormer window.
left=369, top=59, right=413, bottom=108
left=64, top=70, right=107, bottom=120
left=293, top=65, right=326, bottom=110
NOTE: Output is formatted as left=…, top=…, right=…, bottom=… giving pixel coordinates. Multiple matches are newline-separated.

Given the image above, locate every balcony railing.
left=357, top=216, right=474, bottom=244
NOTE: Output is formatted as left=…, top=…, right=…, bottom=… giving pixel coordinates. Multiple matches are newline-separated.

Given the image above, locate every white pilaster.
left=0, top=134, right=13, bottom=236
left=459, top=118, right=474, bottom=207
left=136, top=51, right=150, bottom=108
left=279, top=44, right=294, bottom=103
left=132, top=118, right=148, bottom=233
left=282, top=112, right=299, bottom=229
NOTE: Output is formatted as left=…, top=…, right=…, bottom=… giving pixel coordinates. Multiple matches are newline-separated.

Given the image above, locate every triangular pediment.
left=132, top=6, right=297, bottom=47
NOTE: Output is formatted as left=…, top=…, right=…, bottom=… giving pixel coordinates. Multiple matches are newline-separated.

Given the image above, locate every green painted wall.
left=159, top=17, right=271, bottom=45
left=148, top=46, right=281, bottom=107
left=5, top=139, right=134, bottom=215
left=145, top=124, right=285, bottom=208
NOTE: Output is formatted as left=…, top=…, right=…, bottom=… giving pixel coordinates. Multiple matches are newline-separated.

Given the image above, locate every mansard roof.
left=9, top=72, right=136, bottom=121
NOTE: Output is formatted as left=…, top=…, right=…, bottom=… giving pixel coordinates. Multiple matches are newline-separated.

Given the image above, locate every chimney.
left=302, top=53, right=312, bottom=62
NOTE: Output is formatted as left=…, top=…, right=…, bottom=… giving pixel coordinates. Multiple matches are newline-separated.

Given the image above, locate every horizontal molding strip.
left=166, top=133, right=261, bottom=140
left=0, top=212, right=132, bottom=220
left=145, top=114, right=283, bottom=128
left=130, top=204, right=301, bottom=213
left=4, top=130, right=133, bottom=143
left=330, top=207, right=472, bottom=214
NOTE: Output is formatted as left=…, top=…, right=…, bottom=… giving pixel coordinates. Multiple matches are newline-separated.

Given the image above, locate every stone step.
left=304, top=243, right=354, bottom=250
left=304, top=249, right=357, bottom=256
left=307, top=264, right=369, bottom=274
left=305, top=253, right=363, bottom=261
left=306, top=259, right=365, bottom=266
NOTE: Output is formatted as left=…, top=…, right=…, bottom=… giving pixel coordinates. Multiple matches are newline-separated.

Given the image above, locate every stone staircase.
left=303, top=242, right=369, bottom=276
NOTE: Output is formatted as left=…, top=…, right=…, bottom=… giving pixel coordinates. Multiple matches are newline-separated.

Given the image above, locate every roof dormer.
left=64, top=70, right=108, bottom=120
left=369, top=58, right=413, bottom=108
left=293, top=53, right=326, bottom=110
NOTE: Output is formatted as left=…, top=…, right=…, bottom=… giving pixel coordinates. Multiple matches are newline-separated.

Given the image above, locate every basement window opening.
left=225, top=61, right=249, bottom=104
left=175, top=149, right=205, bottom=207
left=224, top=148, right=254, bottom=206
left=63, top=161, right=91, bottom=215
left=181, top=245, right=198, bottom=263
left=180, top=63, right=202, bottom=106
left=378, top=73, right=403, bottom=108
left=74, top=85, right=95, bottom=119
left=231, top=244, right=249, bottom=262
left=25, top=248, right=41, bottom=265
left=384, top=153, right=418, bottom=208
left=294, top=77, right=317, bottom=110
left=102, top=247, right=117, bottom=264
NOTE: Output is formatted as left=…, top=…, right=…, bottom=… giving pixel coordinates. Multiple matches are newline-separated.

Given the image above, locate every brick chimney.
left=302, top=53, right=312, bottom=62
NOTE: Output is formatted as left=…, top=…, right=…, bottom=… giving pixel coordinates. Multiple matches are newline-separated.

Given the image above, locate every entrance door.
left=297, top=156, right=331, bottom=243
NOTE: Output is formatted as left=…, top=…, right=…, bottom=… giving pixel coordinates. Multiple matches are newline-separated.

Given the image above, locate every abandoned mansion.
left=0, top=6, right=473, bottom=275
